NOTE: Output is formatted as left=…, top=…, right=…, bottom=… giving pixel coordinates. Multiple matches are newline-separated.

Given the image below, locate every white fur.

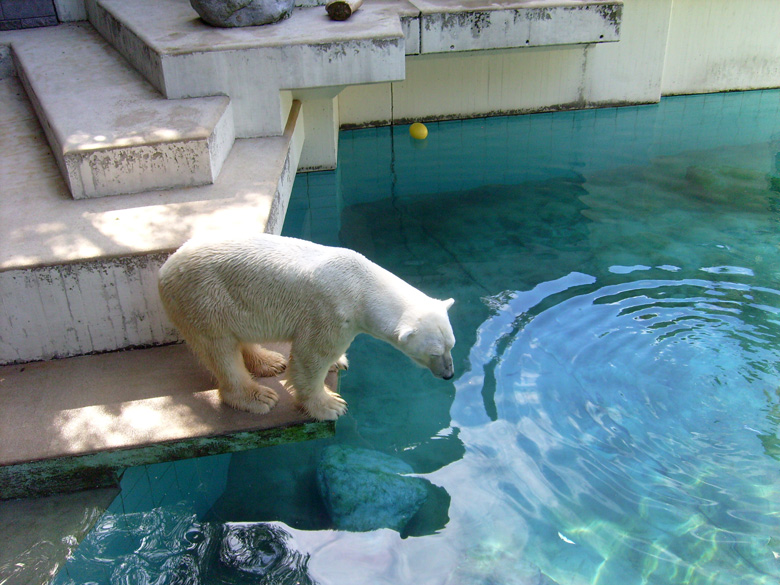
left=158, top=234, right=456, bottom=420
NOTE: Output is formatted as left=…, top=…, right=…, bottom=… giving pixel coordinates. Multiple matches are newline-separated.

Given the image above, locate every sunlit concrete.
left=3, top=23, right=235, bottom=199
left=0, top=343, right=336, bottom=499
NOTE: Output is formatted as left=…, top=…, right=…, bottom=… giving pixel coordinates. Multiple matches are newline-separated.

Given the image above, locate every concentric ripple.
left=454, top=268, right=780, bottom=585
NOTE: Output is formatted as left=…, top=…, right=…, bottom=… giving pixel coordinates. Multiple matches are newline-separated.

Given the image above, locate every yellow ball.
left=409, top=122, right=428, bottom=140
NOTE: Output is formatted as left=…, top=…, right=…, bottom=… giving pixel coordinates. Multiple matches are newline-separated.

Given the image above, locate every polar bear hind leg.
left=241, top=344, right=288, bottom=378
left=192, top=335, right=279, bottom=414
left=286, top=341, right=348, bottom=421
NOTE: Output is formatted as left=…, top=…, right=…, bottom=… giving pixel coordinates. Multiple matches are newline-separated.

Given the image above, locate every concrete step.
left=86, top=0, right=408, bottom=137
left=3, top=22, right=235, bottom=199
left=0, top=343, right=336, bottom=499
left=0, top=73, right=304, bottom=365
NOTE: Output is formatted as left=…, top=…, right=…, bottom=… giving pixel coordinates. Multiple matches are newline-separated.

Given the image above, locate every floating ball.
left=409, top=122, right=428, bottom=140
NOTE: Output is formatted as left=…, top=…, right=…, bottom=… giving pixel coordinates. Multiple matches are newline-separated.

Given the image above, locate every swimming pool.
left=54, top=89, right=780, bottom=584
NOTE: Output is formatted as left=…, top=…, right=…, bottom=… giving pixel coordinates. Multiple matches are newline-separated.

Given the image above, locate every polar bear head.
left=396, top=298, right=456, bottom=380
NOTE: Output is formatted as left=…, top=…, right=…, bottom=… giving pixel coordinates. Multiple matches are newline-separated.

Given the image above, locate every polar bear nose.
left=443, top=372, right=454, bottom=380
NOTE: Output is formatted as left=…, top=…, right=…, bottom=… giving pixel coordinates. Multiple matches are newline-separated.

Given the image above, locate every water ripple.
left=454, top=270, right=780, bottom=584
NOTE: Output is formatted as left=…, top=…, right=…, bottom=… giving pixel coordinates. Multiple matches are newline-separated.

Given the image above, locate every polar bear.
left=158, top=234, right=456, bottom=421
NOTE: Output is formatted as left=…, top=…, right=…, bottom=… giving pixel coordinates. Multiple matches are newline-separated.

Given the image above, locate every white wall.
left=661, top=0, right=780, bottom=95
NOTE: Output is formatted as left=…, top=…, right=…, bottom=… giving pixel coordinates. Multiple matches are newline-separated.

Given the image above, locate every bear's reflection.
left=60, top=506, right=315, bottom=585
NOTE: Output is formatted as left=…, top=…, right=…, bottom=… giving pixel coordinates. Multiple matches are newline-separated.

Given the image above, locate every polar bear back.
left=158, top=234, right=419, bottom=344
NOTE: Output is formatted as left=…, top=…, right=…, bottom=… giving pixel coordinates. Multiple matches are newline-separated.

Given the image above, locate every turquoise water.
left=54, top=90, right=780, bottom=584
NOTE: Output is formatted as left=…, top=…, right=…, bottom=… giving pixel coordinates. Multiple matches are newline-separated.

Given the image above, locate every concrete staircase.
left=11, top=23, right=235, bottom=199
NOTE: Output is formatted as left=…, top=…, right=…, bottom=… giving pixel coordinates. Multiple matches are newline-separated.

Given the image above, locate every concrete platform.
left=0, top=343, right=336, bottom=499
left=88, top=0, right=408, bottom=137
left=4, top=22, right=235, bottom=199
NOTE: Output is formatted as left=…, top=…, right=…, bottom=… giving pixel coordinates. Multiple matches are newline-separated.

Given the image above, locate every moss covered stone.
left=317, top=445, right=428, bottom=533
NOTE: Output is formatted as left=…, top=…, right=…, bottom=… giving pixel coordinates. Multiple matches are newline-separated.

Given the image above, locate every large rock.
left=190, top=0, right=295, bottom=27
left=317, top=445, right=428, bottom=532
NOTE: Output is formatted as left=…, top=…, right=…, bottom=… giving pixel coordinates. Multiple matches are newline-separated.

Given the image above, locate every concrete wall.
left=661, top=0, right=780, bottom=95
left=338, top=0, right=780, bottom=128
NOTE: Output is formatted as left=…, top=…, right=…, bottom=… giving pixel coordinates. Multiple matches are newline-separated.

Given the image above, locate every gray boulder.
left=190, top=0, right=295, bottom=27
left=317, top=445, right=428, bottom=532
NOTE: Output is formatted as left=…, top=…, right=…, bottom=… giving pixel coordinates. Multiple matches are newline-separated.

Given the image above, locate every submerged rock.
left=317, top=445, right=428, bottom=532
left=190, top=0, right=294, bottom=27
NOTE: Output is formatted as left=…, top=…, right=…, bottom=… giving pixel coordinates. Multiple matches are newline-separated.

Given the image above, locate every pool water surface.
left=54, top=90, right=780, bottom=585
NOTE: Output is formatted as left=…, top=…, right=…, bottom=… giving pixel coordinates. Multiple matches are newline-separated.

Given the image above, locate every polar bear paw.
left=242, top=345, right=288, bottom=378
left=329, top=354, right=349, bottom=372
left=220, top=383, right=279, bottom=414
left=302, top=388, right=348, bottom=421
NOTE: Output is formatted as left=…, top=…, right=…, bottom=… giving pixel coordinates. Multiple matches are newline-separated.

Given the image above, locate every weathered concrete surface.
left=414, top=0, right=622, bottom=53
left=88, top=0, right=407, bottom=137
left=0, top=76, right=304, bottom=364
left=3, top=23, right=235, bottom=199
left=0, top=343, right=336, bottom=499
left=81, top=0, right=621, bottom=164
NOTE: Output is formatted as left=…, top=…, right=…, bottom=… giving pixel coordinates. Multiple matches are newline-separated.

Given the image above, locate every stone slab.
left=0, top=343, right=336, bottom=499
left=95, top=0, right=407, bottom=55
left=2, top=22, right=235, bottom=198
left=413, top=0, right=622, bottom=54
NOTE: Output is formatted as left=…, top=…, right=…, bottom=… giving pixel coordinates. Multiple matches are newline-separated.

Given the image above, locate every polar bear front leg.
left=194, top=336, right=279, bottom=414
left=286, top=342, right=348, bottom=421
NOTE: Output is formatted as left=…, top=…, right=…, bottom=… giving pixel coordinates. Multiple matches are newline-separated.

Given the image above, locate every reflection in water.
left=54, top=507, right=316, bottom=585
left=446, top=271, right=780, bottom=583
left=329, top=136, right=780, bottom=583
left=219, top=523, right=315, bottom=584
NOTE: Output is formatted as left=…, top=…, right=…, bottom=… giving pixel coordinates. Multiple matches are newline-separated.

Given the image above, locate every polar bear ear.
left=442, top=298, right=455, bottom=311
left=398, top=325, right=417, bottom=343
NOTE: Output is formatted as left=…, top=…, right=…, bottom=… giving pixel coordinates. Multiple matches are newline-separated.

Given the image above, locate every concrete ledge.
left=3, top=23, right=236, bottom=199
left=0, top=343, right=336, bottom=499
left=414, top=0, right=622, bottom=54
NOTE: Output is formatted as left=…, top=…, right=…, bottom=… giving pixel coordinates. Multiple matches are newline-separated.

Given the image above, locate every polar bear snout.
left=429, top=353, right=454, bottom=380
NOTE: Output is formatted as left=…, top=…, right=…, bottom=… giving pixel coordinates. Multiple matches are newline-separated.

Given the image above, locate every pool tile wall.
left=288, top=169, right=343, bottom=246
left=106, top=454, right=231, bottom=517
